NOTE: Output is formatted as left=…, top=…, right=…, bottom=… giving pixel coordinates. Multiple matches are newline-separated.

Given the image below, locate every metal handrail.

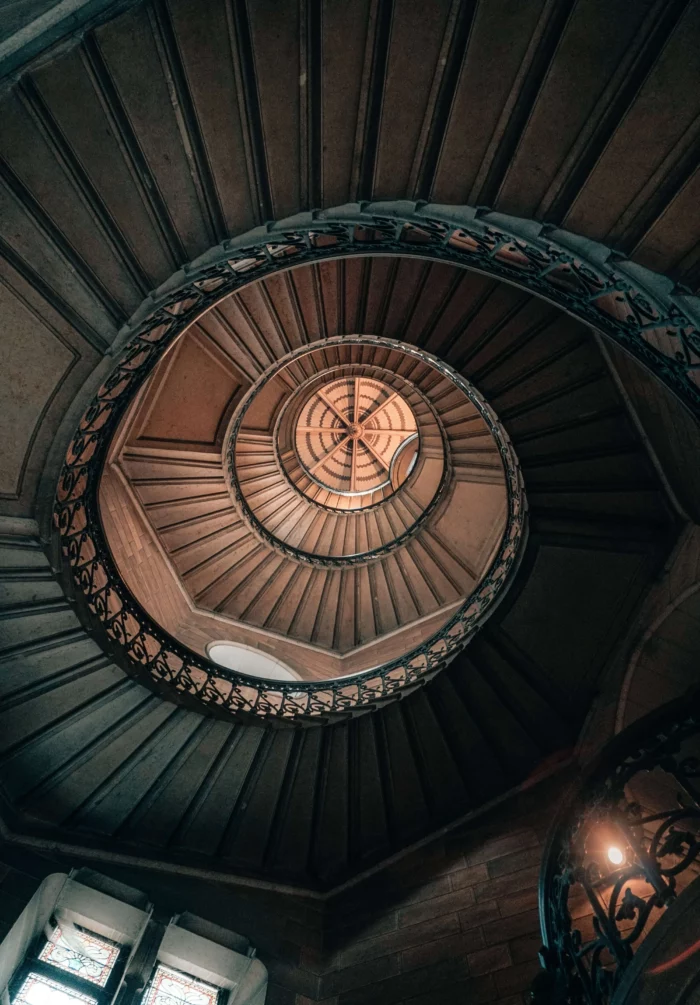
left=225, top=338, right=474, bottom=567
left=54, top=202, right=700, bottom=723
left=534, top=688, right=700, bottom=1004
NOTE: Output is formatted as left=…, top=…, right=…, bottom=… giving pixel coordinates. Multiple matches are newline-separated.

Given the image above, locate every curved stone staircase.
left=0, top=524, right=573, bottom=887
left=2, top=0, right=698, bottom=893
left=107, top=331, right=509, bottom=667
left=0, top=253, right=679, bottom=886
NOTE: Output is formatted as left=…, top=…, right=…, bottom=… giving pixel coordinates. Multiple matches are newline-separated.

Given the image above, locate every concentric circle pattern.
left=54, top=209, right=555, bottom=718
left=294, top=377, right=418, bottom=504
left=92, top=326, right=524, bottom=703
left=228, top=336, right=502, bottom=566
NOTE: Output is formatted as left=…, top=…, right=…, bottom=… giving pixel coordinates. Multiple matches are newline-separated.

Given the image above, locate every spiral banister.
left=534, top=687, right=700, bottom=1004
left=54, top=202, right=700, bottom=724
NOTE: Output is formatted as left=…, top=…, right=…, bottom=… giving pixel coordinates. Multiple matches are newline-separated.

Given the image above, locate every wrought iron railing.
left=54, top=367, right=524, bottom=723
left=54, top=202, right=700, bottom=722
left=534, top=688, right=700, bottom=1004
left=225, top=337, right=490, bottom=567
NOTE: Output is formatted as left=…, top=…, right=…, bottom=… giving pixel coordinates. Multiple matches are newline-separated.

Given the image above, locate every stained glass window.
left=141, top=966, right=220, bottom=1005
left=13, top=972, right=98, bottom=1005
left=38, top=928, right=120, bottom=987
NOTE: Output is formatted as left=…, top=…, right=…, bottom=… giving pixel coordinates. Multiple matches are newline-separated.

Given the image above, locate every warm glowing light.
left=607, top=845, right=624, bottom=866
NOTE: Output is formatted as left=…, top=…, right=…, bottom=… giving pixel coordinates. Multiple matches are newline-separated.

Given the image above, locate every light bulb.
left=607, top=845, right=624, bottom=866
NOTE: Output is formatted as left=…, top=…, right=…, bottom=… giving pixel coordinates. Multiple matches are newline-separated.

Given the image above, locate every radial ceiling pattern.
left=2, top=0, right=700, bottom=522
left=100, top=325, right=513, bottom=686
left=294, top=376, right=418, bottom=502
left=0, top=0, right=698, bottom=891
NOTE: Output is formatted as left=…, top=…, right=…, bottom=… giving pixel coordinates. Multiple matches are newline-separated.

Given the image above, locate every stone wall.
left=0, top=774, right=571, bottom=1005
left=301, top=778, right=564, bottom=1005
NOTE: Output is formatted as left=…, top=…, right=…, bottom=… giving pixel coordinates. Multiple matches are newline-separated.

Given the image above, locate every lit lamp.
left=607, top=845, right=625, bottom=867
left=582, top=821, right=628, bottom=880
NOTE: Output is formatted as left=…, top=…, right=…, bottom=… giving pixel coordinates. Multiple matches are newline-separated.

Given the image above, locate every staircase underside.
left=0, top=330, right=679, bottom=887
left=1, top=0, right=699, bottom=890
left=102, top=315, right=513, bottom=679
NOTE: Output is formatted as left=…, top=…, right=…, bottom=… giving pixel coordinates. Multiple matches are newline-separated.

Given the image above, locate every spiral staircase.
left=102, top=325, right=513, bottom=678
left=0, top=243, right=682, bottom=887
left=0, top=0, right=699, bottom=906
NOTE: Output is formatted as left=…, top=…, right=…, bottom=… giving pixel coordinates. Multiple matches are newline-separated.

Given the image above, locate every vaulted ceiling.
left=0, top=249, right=682, bottom=886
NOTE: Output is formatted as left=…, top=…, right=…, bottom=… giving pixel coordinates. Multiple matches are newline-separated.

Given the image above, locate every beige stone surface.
left=0, top=281, right=74, bottom=498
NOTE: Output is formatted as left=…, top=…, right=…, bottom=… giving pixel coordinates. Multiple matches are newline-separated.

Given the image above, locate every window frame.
left=139, top=962, right=226, bottom=1005
left=0, top=873, right=267, bottom=1005
left=9, top=923, right=127, bottom=1005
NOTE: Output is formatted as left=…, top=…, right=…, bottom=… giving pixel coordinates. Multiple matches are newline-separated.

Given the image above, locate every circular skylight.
left=294, top=376, right=418, bottom=504
left=207, top=642, right=299, bottom=681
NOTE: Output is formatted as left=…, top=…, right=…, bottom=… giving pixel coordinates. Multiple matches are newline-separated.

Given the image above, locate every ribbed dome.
left=293, top=374, right=417, bottom=503
left=52, top=211, right=687, bottom=727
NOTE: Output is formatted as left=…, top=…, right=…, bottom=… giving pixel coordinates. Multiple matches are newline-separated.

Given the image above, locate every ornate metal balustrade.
left=225, top=336, right=495, bottom=567
left=534, top=688, right=700, bottom=1004
left=54, top=202, right=700, bottom=723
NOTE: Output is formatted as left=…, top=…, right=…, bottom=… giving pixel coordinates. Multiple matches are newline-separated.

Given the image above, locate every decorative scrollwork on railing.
left=534, top=689, right=700, bottom=1004
left=54, top=202, right=700, bottom=722
left=224, top=337, right=473, bottom=567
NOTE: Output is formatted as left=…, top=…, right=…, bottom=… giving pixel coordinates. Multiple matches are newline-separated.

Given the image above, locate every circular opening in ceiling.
left=206, top=642, right=300, bottom=681
left=294, top=376, right=418, bottom=507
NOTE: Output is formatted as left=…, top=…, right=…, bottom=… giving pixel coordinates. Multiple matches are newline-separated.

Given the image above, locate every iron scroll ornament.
left=54, top=202, right=700, bottom=723
left=534, top=688, right=700, bottom=1005
left=224, top=337, right=475, bottom=568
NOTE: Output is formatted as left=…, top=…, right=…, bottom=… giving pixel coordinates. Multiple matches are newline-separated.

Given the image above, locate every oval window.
left=207, top=642, right=299, bottom=681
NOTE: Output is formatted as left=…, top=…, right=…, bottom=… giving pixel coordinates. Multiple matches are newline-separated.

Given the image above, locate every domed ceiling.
left=68, top=230, right=682, bottom=726
left=291, top=374, right=418, bottom=503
